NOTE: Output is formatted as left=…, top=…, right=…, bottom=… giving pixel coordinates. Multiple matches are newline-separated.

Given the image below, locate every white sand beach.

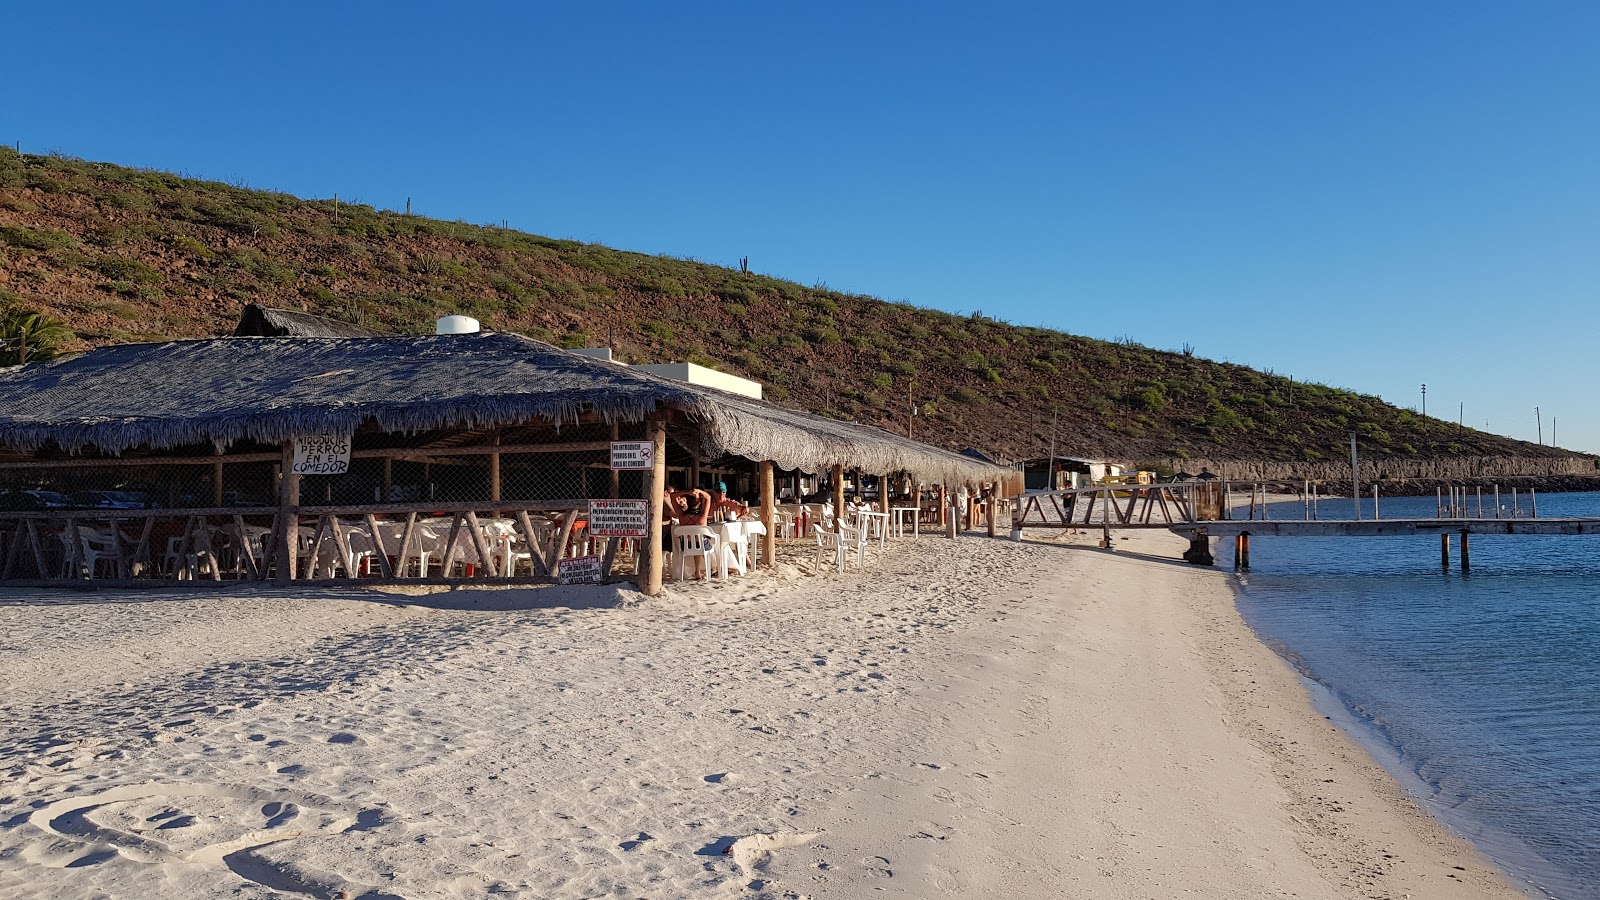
left=0, top=531, right=1522, bottom=899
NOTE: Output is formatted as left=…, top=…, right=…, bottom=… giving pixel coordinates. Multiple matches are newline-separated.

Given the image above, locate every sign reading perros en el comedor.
left=609, top=441, right=654, bottom=470
left=588, top=499, right=649, bottom=537
left=292, top=433, right=353, bottom=476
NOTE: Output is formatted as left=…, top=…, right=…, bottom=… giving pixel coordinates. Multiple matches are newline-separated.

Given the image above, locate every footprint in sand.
left=19, top=782, right=395, bottom=897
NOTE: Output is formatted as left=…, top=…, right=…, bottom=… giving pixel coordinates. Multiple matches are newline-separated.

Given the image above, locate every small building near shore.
left=1021, top=455, right=1123, bottom=492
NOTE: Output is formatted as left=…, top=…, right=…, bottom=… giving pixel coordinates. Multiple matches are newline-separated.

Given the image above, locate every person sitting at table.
left=710, top=481, right=749, bottom=521
left=667, top=486, right=715, bottom=579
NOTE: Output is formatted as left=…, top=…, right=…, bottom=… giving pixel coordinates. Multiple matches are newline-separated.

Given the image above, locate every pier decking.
left=1012, top=482, right=1600, bottom=569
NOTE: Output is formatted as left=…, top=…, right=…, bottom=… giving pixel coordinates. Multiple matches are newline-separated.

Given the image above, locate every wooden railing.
left=1013, top=482, right=1221, bottom=530
left=0, top=501, right=631, bottom=586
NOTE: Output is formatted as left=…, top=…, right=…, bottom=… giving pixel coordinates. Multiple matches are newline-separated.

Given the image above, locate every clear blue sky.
left=6, top=1, right=1597, bottom=451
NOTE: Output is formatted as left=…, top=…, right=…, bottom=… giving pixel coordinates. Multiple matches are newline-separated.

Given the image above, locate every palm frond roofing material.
left=233, top=304, right=391, bottom=338
left=0, top=333, right=1008, bottom=485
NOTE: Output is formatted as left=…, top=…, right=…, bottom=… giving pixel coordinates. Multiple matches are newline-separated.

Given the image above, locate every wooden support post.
left=938, top=485, right=948, bottom=527
left=946, top=492, right=958, bottom=539
left=488, top=431, right=502, bottom=504
left=1460, top=530, right=1470, bottom=572
left=986, top=487, right=997, bottom=538
left=610, top=422, right=621, bottom=500
left=383, top=457, right=393, bottom=502
left=832, top=464, right=846, bottom=533
left=275, top=441, right=300, bottom=583
left=212, top=456, right=224, bottom=508
left=1441, top=533, right=1451, bottom=568
left=1183, top=532, right=1214, bottom=565
left=760, top=461, right=777, bottom=569
left=1234, top=532, right=1250, bottom=569
left=640, top=417, right=667, bottom=596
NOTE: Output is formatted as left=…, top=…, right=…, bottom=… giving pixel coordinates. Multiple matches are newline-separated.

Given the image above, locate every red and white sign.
left=588, top=499, right=649, bottom=537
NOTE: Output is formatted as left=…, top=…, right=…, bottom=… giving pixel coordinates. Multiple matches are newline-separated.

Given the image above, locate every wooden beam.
left=516, top=510, right=551, bottom=577
left=488, top=431, right=502, bottom=504
left=395, top=512, right=418, bottom=577
left=275, top=442, right=299, bottom=584
left=760, top=461, right=776, bottom=569
left=610, top=421, right=621, bottom=500
left=0, top=440, right=615, bottom=473
left=640, top=416, right=667, bottom=596
left=364, top=514, right=394, bottom=579
left=832, top=464, right=845, bottom=534
left=464, top=511, right=496, bottom=578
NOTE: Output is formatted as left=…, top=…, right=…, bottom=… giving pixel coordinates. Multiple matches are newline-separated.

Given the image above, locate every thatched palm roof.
left=0, top=333, right=1007, bottom=485
left=234, top=304, right=390, bottom=338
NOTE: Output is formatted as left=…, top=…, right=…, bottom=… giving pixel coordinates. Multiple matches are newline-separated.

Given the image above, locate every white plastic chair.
left=812, top=524, right=845, bottom=575
left=70, top=526, right=123, bottom=579
left=840, top=523, right=870, bottom=569
left=673, top=525, right=719, bottom=581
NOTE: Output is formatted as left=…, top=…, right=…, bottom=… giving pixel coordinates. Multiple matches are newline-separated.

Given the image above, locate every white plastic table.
left=891, top=506, right=920, bottom=538
left=856, top=511, right=890, bottom=549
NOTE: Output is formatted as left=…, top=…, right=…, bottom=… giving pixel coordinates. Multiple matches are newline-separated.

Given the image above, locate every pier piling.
left=1441, top=533, right=1451, bottom=568
left=1460, top=531, right=1470, bottom=572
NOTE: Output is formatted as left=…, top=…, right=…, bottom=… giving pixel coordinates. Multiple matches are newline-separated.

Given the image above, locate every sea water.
left=1231, top=490, right=1600, bottom=900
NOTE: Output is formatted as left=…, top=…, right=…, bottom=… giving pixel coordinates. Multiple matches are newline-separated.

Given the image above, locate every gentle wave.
left=1233, top=491, right=1600, bottom=900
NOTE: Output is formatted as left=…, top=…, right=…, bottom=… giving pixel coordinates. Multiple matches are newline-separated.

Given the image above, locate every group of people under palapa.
left=662, top=482, right=750, bottom=579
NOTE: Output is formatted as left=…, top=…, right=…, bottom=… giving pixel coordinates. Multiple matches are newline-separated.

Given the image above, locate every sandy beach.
left=0, top=530, right=1523, bottom=899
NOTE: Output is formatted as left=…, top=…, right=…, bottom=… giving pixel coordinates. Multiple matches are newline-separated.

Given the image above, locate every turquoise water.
left=1231, top=491, right=1600, bottom=900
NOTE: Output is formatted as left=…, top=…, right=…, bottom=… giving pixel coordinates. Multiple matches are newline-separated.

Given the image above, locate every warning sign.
left=292, top=433, right=352, bottom=475
left=588, top=499, right=649, bottom=537
left=558, top=554, right=602, bottom=584
left=610, top=441, right=655, bottom=470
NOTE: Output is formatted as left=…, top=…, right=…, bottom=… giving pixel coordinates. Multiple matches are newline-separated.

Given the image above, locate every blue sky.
left=6, top=1, right=1597, bottom=451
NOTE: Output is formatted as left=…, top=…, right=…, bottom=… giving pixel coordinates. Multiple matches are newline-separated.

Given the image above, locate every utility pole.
left=907, top=384, right=914, bottom=439
left=1459, top=402, right=1463, bottom=427
left=1536, top=407, right=1542, bottom=445
left=1421, top=383, right=1427, bottom=417
left=1047, top=412, right=1059, bottom=490
left=1553, top=417, right=1557, bottom=447
left=1350, top=433, right=1361, bottom=521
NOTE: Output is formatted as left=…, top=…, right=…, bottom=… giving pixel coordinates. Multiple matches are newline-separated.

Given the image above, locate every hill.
left=0, top=148, right=1591, bottom=480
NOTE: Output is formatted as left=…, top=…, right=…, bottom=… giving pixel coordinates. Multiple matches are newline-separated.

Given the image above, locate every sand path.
left=0, top=531, right=1522, bottom=899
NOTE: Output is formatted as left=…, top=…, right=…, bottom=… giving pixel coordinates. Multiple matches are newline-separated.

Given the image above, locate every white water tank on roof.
left=436, top=315, right=481, bottom=335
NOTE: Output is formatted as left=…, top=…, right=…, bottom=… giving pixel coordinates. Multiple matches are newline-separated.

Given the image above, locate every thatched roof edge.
left=0, top=334, right=1011, bottom=485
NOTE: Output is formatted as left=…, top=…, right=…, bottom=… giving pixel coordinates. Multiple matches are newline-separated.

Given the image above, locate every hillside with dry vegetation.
left=0, top=148, right=1591, bottom=478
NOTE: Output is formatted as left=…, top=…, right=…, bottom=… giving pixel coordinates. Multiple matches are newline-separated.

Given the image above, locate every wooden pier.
left=1012, top=481, right=1600, bottom=569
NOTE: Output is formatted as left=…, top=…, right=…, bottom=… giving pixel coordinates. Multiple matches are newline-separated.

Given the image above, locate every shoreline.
left=0, top=532, right=1526, bottom=898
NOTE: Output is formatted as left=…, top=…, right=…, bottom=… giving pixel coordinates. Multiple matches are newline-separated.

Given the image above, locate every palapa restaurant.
left=0, top=307, right=1013, bottom=592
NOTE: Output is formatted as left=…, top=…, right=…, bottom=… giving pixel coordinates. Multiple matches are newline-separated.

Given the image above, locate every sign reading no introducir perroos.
left=292, top=433, right=353, bottom=476
left=588, top=499, right=649, bottom=537
left=610, top=441, right=654, bottom=470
